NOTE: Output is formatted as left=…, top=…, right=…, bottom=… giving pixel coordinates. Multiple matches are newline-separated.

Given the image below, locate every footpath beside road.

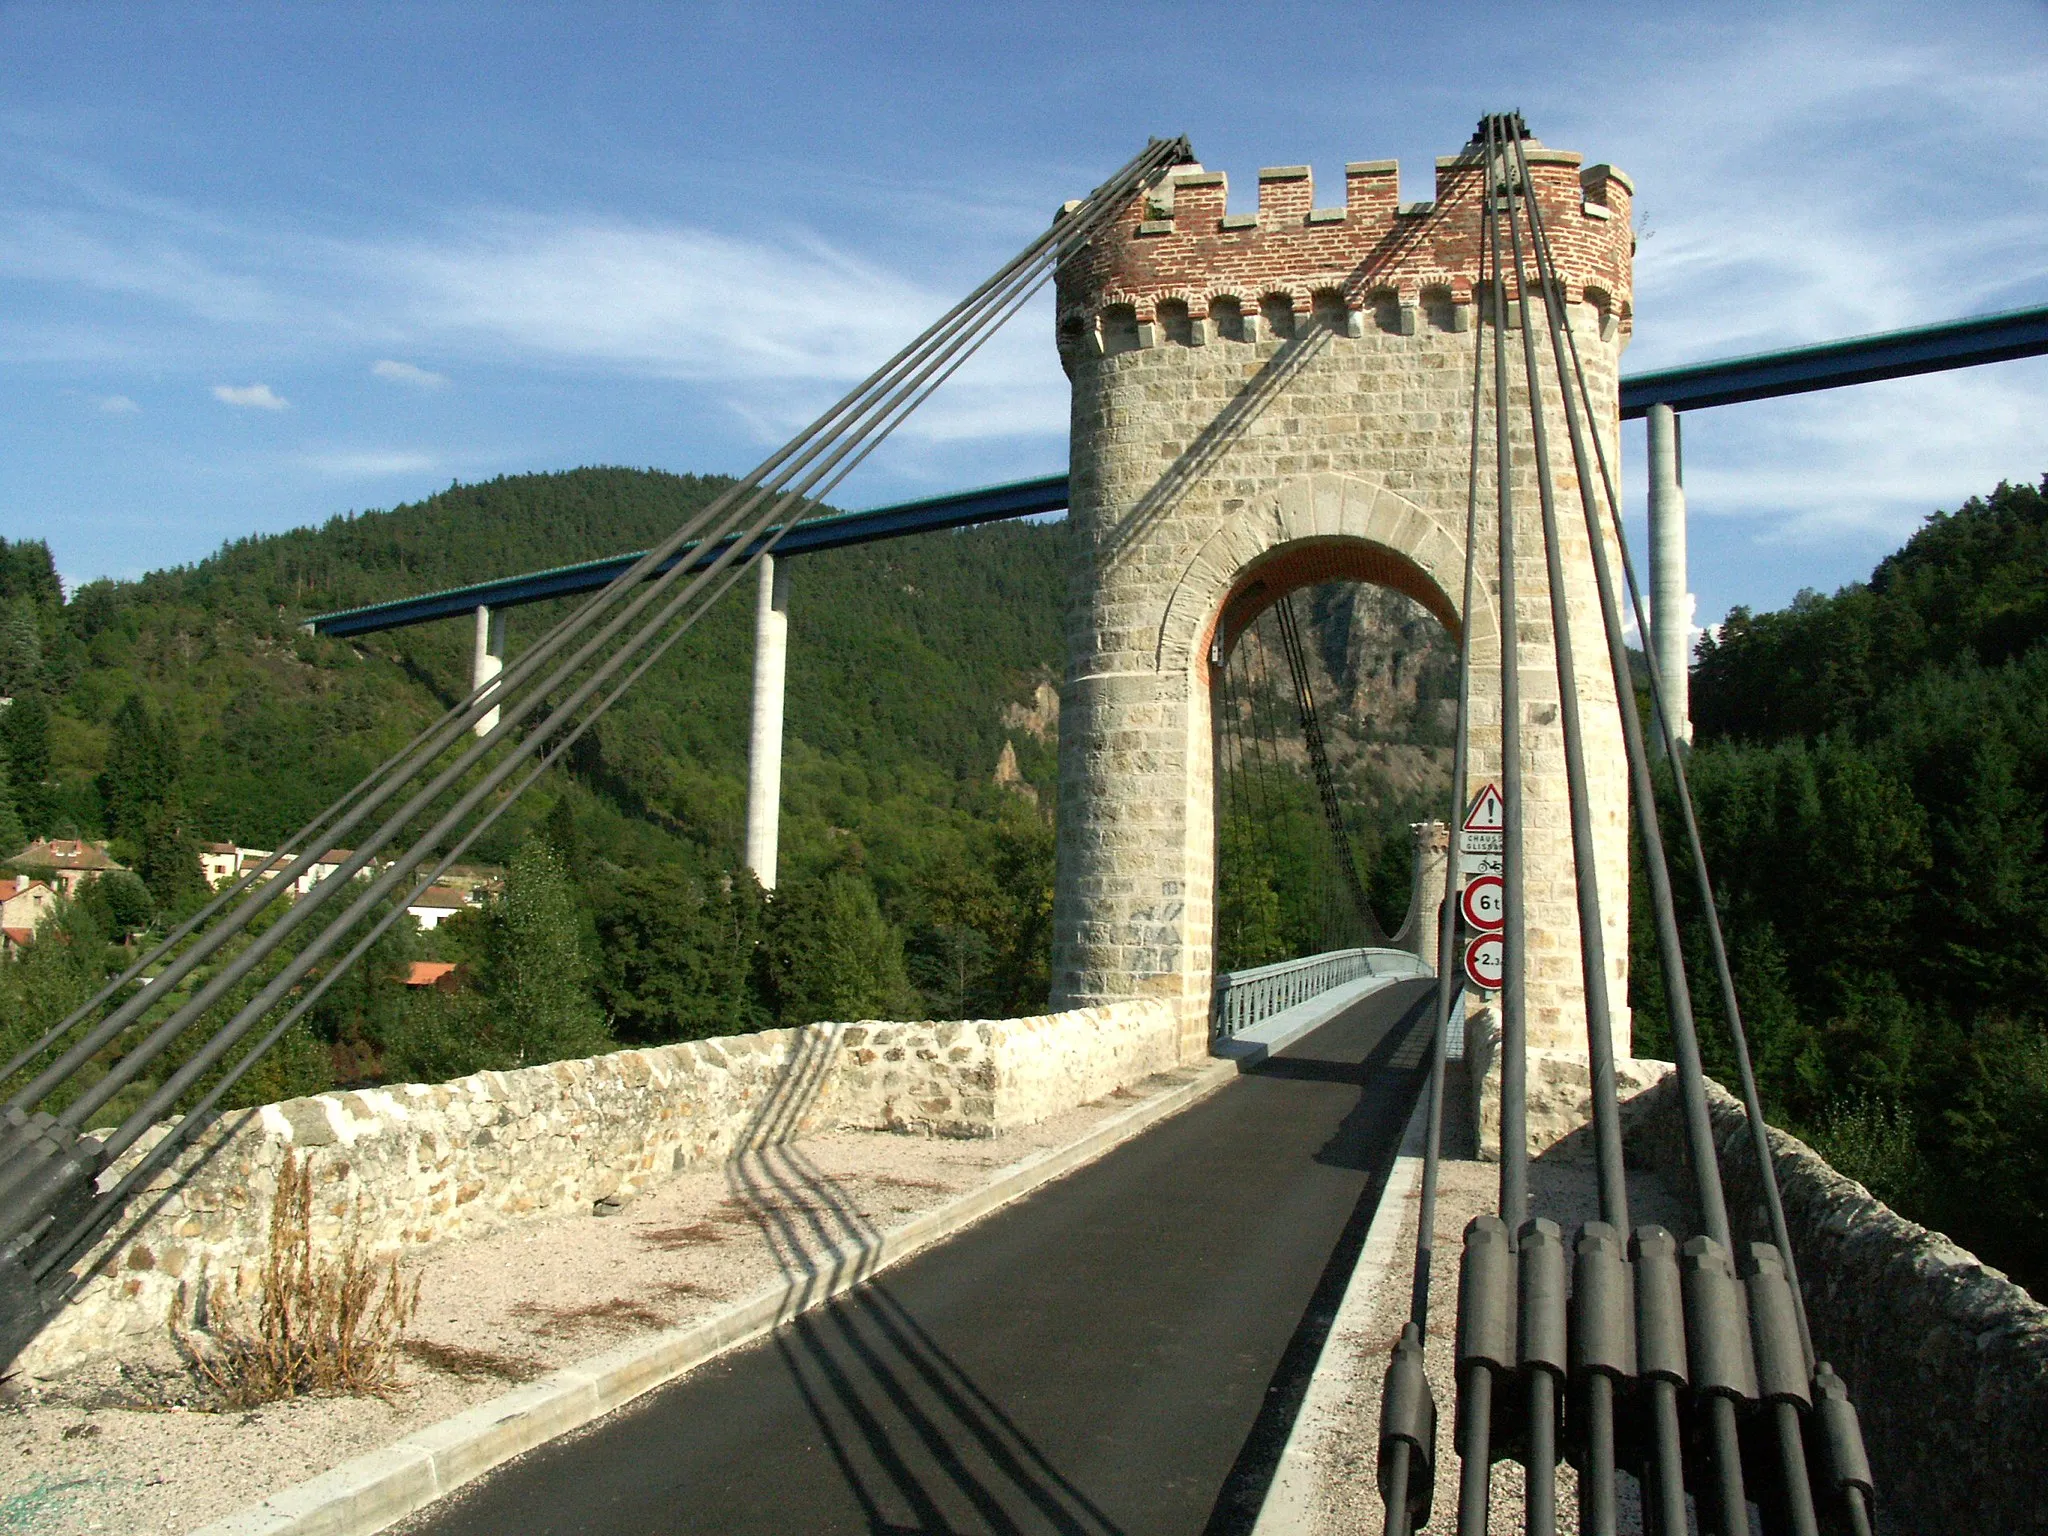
left=397, top=978, right=1435, bottom=1536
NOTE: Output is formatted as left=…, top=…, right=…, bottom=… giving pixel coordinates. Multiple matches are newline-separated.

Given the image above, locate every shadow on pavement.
left=730, top=1142, right=1126, bottom=1534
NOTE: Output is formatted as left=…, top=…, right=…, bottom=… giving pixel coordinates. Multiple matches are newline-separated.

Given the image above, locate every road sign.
left=1460, top=874, right=1505, bottom=932
left=1460, top=782, right=1504, bottom=857
left=1463, top=783, right=1504, bottom=833
left=1464, top=932, right=1504, bottom=992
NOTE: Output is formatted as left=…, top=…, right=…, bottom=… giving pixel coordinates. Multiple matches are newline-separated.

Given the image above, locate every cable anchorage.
left=1374, top=112, right=1878, bottom=1535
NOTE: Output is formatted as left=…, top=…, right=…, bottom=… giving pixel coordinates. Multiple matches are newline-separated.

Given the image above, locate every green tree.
left=76, top=870, right=154, bottom=940
left=0, top=597, right=43, bottom=698
left=137, top=804, right=207, bottom=912
left=1, top=694, right=52, bottom=837
left=100, top=694, right=183, bottom=844
left=480, top=841, right=611, bottom=1066
left=592, top=863, right=766, bottom=1043
left=763, top=859, right=919, bottom=1025
left=0, top=753, right=25, bottom=856
left=0, top=899, right=107, bottom=1080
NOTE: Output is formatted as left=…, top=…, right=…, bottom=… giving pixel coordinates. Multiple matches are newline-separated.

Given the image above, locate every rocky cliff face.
left=1302, top=581, right=1459, bottom=745
left=1226, top=581, right=1458, bottom=803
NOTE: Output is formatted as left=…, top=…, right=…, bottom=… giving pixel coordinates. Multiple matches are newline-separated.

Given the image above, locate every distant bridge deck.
left=304, top=302, right=2048, bottom=639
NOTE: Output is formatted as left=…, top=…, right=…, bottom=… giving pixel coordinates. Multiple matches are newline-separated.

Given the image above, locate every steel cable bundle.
left=0, top=136, right=1193, bottom=1361
left=1377, top=115, right=1876, bottom=1536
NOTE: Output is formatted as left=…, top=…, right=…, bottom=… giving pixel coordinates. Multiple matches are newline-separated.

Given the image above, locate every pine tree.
left=136, top=804, right=206, bottom=911
left=101, top=695, right=179, bottom=843
left=0, top=753, right=24, bottom=856
left=764, top=861, right=919, bottom=1025
left=486, top=841, right=610, bottom=1066
left=0, top=598, right=43, bottom=698
left=0, top=694, right=52, bottom=837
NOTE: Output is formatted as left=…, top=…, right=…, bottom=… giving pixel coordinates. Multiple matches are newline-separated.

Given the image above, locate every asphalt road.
left=403, top=978, right=1434, bottom=1536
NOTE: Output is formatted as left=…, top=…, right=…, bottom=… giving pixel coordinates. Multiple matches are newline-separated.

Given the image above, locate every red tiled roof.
left=404, top=961, right=459, bottom=986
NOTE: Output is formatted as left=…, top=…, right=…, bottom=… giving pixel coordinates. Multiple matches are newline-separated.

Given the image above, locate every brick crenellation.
left=1056, top=139, right=1633, bottom=356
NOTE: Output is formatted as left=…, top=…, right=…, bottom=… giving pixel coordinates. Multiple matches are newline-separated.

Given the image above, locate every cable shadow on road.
left=724, top=1139, right=1125, bottom=1535
left=1200, top=986, right=1436, bottom=1534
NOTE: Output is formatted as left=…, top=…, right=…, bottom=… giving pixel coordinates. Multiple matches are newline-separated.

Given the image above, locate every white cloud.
left=213, top=382, right=288, bottom=410
left=372, top=358, right=448, bottom=388
left=384, top=217, right=947, bottom=385
left=299, top=449, right=438, bottom=477
left=94, top=393, right=138, bottom=414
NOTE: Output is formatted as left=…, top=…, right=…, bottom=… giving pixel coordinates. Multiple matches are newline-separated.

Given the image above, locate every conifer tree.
left=487, top=841, right=611, bottom=1066
left=0, top=694, right=52, bottom=837
left=764, top=858, right=919, bottom=1025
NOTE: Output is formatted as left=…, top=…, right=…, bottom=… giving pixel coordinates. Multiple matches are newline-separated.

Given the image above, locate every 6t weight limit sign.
left=1460, top=874, right=1505, bottom=932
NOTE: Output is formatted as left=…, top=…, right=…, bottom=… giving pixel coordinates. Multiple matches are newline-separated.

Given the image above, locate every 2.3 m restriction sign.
left=1464, top=932, right=1504, bottom=992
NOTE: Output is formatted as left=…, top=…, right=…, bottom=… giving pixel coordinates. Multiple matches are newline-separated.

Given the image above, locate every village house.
left=402, top=960, right=470, bottom=992
left=0, top=875, right=57, bottom=955
left=406, top=885, right=476, bottom=931
left=198, top=842, right=239, bottom=888
left=5, top=839, right=128, bottom=899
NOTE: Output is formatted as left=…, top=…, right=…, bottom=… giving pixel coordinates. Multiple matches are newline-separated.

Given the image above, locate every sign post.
left=1459, top=782, right=1505, bottom=992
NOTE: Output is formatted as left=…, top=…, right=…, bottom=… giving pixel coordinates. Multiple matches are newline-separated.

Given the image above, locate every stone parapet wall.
left=1624, top=1076, right=2048, bottom=1533
left=19, top=1000, right=1178, bottom=1380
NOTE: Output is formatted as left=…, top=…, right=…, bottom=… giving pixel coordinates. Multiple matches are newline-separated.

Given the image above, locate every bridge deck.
left=398, top=978, right=1434, bottom=1536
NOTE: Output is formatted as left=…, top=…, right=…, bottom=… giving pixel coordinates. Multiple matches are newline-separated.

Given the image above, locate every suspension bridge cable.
left=0, top=137, right=1192, bottom=1307
left=1516, top=131, right=1864, bottom=1536
left=1272, top=593, right=1384, bottom=944
left=20, top=244, right=1072, bottom=1279
left=1376, top=160, right=1494, bottom=1536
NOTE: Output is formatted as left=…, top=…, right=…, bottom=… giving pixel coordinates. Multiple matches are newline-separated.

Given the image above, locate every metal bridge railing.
left=1212, top=946, right=1432, bottom=1039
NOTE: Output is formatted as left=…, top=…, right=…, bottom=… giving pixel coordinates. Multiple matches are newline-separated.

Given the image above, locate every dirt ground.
left=0, top=1078, right=1185, bottom=1536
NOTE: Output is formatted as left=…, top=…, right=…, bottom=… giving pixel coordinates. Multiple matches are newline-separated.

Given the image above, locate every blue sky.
left=5, top=1, right=2047, bottom=629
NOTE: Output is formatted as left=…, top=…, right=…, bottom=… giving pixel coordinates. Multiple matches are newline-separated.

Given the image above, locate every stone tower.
left=1049, top=132, right=1637, bottom=1067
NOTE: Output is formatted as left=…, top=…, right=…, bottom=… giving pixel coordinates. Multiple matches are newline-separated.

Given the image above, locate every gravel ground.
left=0, top=1078, right=1184, bottom=1536
left=1286, top=1066, right=1698, bottom=1535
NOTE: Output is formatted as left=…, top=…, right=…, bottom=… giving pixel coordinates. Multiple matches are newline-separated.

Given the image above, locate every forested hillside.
left=1636, top=474, right=2048, bottom=1297
left=0, top=468, right=1443, bottom=1129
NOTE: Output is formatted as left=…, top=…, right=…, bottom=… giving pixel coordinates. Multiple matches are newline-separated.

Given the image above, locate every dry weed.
left=637, top=1222, right=729, bottom=1249
left=401, top=1339, right=544, bottom=1384
left=179, top=1150, right=419, bottom=1407
left=509, top=1297, right=667, bottom=1338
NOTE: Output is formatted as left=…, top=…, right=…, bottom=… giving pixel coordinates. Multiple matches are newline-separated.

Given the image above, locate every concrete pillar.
left=470, top=605, right=506, bottom=738
left=744, top=555, right=790, bottom=890
left=1646, top=403, right=1693, bottom=745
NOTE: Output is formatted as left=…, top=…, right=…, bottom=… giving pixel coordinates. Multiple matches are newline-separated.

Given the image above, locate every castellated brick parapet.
left=1055, top=142, right=1633, bottom=358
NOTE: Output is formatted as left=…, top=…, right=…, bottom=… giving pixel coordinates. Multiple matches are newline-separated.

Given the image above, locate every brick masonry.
left=1050, top=134, right=1637, bottom=1063
left=18, top=1000, right=1179, bottom=1379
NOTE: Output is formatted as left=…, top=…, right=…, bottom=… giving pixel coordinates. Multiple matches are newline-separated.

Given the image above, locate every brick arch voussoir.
left=1153, top=472, right=1492, bottom=679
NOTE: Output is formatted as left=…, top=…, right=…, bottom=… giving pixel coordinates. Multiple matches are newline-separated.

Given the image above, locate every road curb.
left=190, top=1056, right=1239, bottom=1536
left=1250, top=1077, right=1431, bottom=1535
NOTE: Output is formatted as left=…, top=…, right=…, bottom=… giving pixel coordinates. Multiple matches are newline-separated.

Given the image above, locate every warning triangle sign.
left=1463, top=782, right=1505, bottom=833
